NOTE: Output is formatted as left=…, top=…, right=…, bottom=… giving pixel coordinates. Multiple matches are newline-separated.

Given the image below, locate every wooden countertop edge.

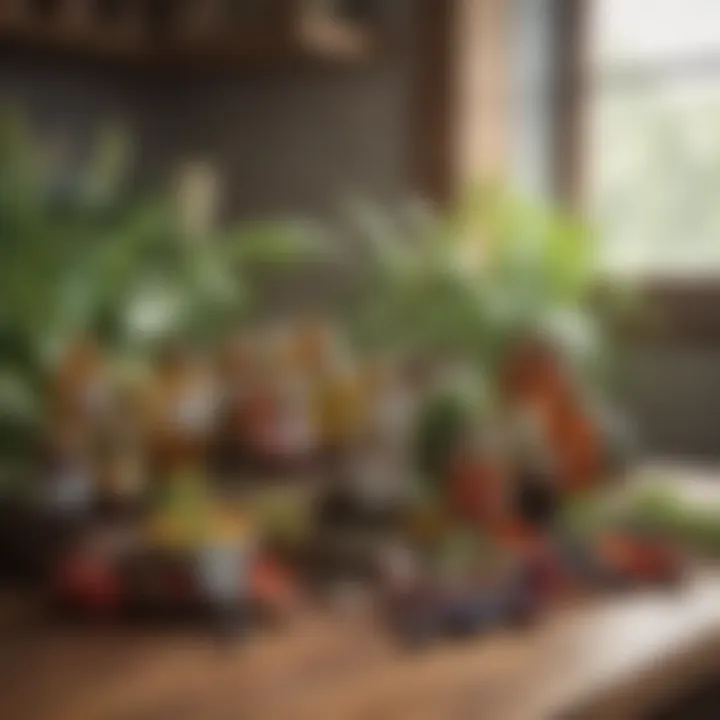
left=554, top=627, right=720, bottom=719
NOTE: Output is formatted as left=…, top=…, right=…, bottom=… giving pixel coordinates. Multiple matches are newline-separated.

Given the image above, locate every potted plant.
left=344, top=186, right=640, bottom=526
left=0, top=110, right=327, bottom=581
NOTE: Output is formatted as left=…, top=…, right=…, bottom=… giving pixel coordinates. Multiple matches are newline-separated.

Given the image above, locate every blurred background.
left=4, top=0, right=720, bottom=456
left=3, top=1, right=720, bottom=719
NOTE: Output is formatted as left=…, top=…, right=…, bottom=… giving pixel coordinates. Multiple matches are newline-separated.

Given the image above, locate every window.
left=590, top=0, right=720, bottom=276
left=511, top=0, right=557, bottom=199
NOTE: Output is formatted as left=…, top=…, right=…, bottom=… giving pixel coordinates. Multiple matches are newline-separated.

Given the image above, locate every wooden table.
left=3, top=573, right=720, bottom=720
left=4, top=471, right=720, bottom=719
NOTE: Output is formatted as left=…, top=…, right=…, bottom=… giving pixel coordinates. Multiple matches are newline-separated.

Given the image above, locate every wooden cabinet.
left=0, top=0, right=377, bottom=67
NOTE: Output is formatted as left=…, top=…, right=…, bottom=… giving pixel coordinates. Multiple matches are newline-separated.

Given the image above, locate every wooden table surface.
left=4, top=470, right=720, bottom=720
left=3, top=573, right=720, bottom=720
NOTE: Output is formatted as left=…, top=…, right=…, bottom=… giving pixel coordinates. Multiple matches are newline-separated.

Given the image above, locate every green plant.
left=561, top=483, right=720, bottom=557
left=346, top=186, right=636, bottom=386
left=413, top=375, right=486, bottom=493
left=0, top=111, right=326, bottom=487
left=1, top=114, right=327, bottom=354
left=621, top=486, right=720, bottom=554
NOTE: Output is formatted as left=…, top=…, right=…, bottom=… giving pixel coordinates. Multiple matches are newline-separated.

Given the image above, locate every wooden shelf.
left=293, top=12, right=374, bottom=63
left=0, top=1, right=378, bottom=68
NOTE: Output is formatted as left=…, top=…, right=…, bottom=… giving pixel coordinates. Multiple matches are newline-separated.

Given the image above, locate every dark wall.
left=0, top=53, right=143, bottom=179
left=616, top=345, right=720, bottom=460
left=0, top=1, right=414, bottom=220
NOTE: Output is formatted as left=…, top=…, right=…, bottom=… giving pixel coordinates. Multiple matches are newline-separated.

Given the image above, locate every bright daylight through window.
left=590, top=0, right=720, bottom=275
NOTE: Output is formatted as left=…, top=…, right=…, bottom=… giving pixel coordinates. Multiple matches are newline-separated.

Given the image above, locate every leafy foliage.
left=0, top=111, right=326, bottom=484
left=0, top=114, right=326, bottom=355
left=346, top=187, right=612, bottom=381
left=562, top=483, right=720, bottom=557
left=414, top=385, right=478, bottom=493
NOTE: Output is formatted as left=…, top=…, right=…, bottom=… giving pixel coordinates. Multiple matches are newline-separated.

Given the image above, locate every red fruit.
left=251, top=557, right=295, bottom=612
left=503, top=342, right=568, bottom=409
left=448, top=456, right=507, bottom=527
left=630, top=541, right=681, bottom=583
left=58, top=553, right=123, bottom=615
left=490, top=518, right=539, bottom=550
left=598, top=535, right=681, bottom=584
left=548, top=400, right=603, bottom=493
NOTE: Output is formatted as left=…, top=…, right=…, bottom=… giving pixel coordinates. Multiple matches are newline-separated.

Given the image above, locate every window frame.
left=411, top=0, right=720, bottom=344
left=559, top=0, right=720, bottom=343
